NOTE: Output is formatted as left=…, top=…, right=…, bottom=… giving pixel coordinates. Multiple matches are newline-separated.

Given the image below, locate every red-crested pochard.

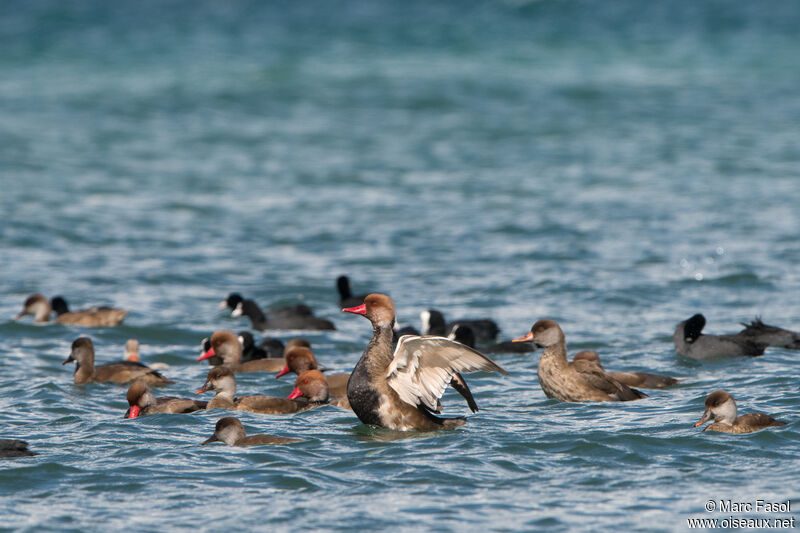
left=276, top=345, right=349, bottom=397
left=198, top=331, right=284, bottom=373
left=15, top=294, right=127, bottom=326
left=674, top=314, right=767, bottom=359
left=343, top=294, right=508, bottom=431
left=201, top=417, right=300, bottom=447
left=63, top=337, right=173, bottom=386
left=124, top=380, right=207, bottom=418
left=694, top=390, right=786, bottom=433
left=195, top=366, right=317, bottom=414
left=572, top=350, right=679, bottom=389
left=287, top=369, right=351, bottom=410
left=513, top=320, right=646, bottom=402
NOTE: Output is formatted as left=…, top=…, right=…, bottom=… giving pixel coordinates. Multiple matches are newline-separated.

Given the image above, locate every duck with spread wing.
left=342, top=293, right=508, bottom=431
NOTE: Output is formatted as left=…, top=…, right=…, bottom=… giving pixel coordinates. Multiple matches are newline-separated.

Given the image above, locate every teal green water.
left=2, top=1, right=799, bottom=531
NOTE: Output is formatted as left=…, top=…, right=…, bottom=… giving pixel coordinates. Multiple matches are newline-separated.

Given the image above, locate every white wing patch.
left=386, top=335, right=507, bottom=411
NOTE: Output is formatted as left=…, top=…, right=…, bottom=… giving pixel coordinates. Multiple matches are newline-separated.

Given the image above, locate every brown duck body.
left=199, top=331, right=284, bottom=373
left=515, top=321, right=646, bottom=402
left=56, top=308, right=128, bottom=327
left=88, top=362, right=173, bottom=386
left=704, top=413, right=786, bottom=434
left=64, top=338, right=173, bottom=386
left=125, top=381, right=206, bottom=418
left=572, top=351, right=679, bottom=389
left=15, top=294, right=127, bottom=326
left=197, top=366, right=314, bottom=415
left=236, top=395, right=310, bottom=415
left=139, top=397, right=207, bottom=415
left=276, top=345, right=350, bottom=397
left=695, top=390, right=786, bottom=434
left=202, top=417, right=300, bottom=447
left=236, top=359, right=285, bottom=373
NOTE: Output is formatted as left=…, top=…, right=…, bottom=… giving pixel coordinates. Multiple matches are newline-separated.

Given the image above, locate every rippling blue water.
left=2, top=1, right=799, bottom=531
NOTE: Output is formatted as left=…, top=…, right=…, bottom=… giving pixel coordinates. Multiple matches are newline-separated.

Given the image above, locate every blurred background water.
left=1, top=1, right=799, bottom=531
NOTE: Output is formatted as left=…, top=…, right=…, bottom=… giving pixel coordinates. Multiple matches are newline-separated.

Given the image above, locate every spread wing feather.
left=387, top=335, right=508, bottom=410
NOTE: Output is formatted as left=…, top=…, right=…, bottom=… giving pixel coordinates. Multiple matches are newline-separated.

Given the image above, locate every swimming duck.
left=343, top=294, right=507, bottom=431
left=421, top=309, right=499, bottom=343
left=694, top=390, right=786, bottom=433
left=15, top=294, right=127, bottom=326
left=276, top=345, right=350, bottom=397
left=63, top=337, right=173, bottom=386
left=124, top=380, right=207, bottom=418
left=674, top=314, right=767, bottom=359
left=287, top=369, right=351, bottom=410
left=201, top=417, right=300, bottom=447
left=198, top=330, right=284, bottom=373
left=572, top=350, right=679, bottom=389
left=513, top=320, right=646, bottom=402
left=195, top=366, right=316, bottom=414
left=0, top=440, right=37, bottom=458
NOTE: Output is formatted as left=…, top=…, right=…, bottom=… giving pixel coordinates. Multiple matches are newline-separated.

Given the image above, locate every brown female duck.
left=63, top=337, right=173, bottom=386
left=694, top=390, right=786, bottom=433
left=513, top=320, right=646, bottom=402
left=15, top=294, right=127, bottom=326
left=572, top=350, right=679, bottom=389
left=201, top=417, right=300, bottom=447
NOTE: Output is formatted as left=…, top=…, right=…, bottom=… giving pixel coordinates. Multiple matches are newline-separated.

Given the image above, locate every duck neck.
left=540, top=341, right=569, bottom=369
left=366, top=319, right=396, bottom=374
left=214, top=377, right=236, bottom=403
left=34, top=301, right=52, bottom=323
